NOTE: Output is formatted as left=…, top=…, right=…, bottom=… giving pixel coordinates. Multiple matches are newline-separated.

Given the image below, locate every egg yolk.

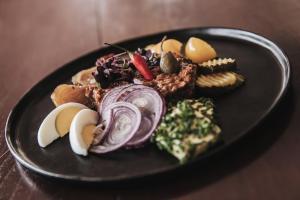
left=82, top=124, right=96, bottom=146
left=55, top=107, right=82, bottom=137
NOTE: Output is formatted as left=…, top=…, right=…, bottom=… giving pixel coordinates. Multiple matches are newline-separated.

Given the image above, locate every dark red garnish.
left=93, top=54, right=133, bottom=88
left=104, top=43, right=154, bottom=81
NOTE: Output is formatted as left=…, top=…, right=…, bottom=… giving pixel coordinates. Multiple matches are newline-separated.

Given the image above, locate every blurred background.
left=1, top=0, right=299, bottom=199
left=0, top=0, right=297, bottom=99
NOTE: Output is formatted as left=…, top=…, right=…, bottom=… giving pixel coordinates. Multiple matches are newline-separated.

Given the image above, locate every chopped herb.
left=152, top=98, right=221, bottom=163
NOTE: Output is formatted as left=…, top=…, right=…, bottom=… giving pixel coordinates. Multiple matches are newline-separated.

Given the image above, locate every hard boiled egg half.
left=69, top=109, right=99, bottom=156
left=38, top=102, right=88, bottom=147
left=38, top=102, right=100, bottom=156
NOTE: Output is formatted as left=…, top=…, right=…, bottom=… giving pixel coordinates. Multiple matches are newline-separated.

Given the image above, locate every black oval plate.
left=5, top=27, right=290, bottom=183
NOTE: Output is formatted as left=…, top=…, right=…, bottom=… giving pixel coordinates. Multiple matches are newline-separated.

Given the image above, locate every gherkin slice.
left=196, top=72, right=245, bottom=95
left=198, top=58, right=236, bottom=74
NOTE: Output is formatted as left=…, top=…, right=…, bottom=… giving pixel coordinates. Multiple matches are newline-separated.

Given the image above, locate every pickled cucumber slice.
left=198, top=58, right=236, bottom=74
left=196, top=72, right=245, bottom=95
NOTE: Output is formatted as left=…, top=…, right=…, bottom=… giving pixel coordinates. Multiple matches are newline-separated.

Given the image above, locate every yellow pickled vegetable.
left=185, top=37, right=217, bottom=63
left=145, top=39, right=182, bottom=55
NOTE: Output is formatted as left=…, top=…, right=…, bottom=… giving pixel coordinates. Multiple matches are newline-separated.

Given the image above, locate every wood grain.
left=1, top=0, right=300, bottom=199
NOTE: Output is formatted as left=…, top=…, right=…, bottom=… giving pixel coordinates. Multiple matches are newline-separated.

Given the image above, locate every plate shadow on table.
left=15, top=86, right=294, bottom=199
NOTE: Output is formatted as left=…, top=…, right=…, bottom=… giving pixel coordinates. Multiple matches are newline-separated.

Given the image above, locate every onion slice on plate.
left=92, top=124, right=107, bottom=145
left=90, top=102, right=142, bottom=154
left=98, top=84, right=132, bottom=127
left=125, top=113, right=153, bottom=148
left=98, top=84, right=132, bottom=114
left=116, top=85, right=166, bottom=147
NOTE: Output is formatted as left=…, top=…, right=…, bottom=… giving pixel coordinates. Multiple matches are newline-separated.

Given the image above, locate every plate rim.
left=5, top=27, right=291, bottom=183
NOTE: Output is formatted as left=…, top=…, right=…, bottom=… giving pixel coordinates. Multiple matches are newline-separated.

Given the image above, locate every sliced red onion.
left=125, top=113, right=153, bottom=148
left=92, top=124, right=109, bottom=146
left=133, top=78, right=143, bottom=85
left=98, top=84, right=132, bottom=114
left=115, top=84, right=149, bottom=101
left=99, top=84, right=132, bottom=127
left=116, top=85, right=166, bottom=147
left=90, top=102, right=142, bottom=154
left=94, top=84, right=166, bottom=152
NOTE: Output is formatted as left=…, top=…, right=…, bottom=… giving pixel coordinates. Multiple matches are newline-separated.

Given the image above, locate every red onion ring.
left=115, top=84, right=166, bottom=147
left=99, top=84, right=133, bottom=129
left=115, top=84, right=149, bottom=101
left=125, top=113, right=153, bottom=148
left=116, top=85, right=166, bottom=147
left=93, top=84, right=166, bottom=153
left=133, top=78, right=143, bottom=85
left=99, top=84, right=132, bottom=114
left=90, top=102, right=142, bottom=154
left=92, top=123, right=110, bottom=146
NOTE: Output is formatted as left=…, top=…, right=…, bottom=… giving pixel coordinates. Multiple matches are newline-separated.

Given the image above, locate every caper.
left=159, top=36, right=179, bottom=74
left=160, top=51, right=179, bottom=74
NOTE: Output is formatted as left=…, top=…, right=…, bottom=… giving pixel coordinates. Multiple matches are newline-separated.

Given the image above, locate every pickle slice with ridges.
left=196, top=72, right=245, bottom=95
left=198, top=58, right=236, bottom=74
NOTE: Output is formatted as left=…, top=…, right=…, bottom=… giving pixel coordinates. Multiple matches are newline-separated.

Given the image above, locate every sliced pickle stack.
left=196, top=57, right=245, bottom=95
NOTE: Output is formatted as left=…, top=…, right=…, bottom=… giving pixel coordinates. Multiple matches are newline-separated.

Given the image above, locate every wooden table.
left=0, top=0, right=299, bottom=199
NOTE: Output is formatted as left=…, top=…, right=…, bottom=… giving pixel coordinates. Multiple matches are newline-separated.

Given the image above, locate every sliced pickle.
left=198, top=58, right=236, bottom=74
left=196, top=72, right=245, bottom=95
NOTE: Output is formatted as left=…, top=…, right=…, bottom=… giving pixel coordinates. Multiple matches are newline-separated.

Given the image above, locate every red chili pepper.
left=104, top=43, right=154, bottom=81
left=129, top=52, right=153, bottom=80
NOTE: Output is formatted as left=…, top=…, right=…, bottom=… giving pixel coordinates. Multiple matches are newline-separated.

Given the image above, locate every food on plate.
left=112, top=85, right=166, bottom=147
left=69, top=109, right=99, bottom=156
left=198, top=58, right=236, bottom=74
left=38, top=103, right=87, bottom=147
left=153, top=98, right=221, bottom=163
left=91, top=85, right=165, bottom=153
left=90, top=102, right=142, bottom=154
left=196, top=72, right=245, bottom=95
left=185, top=37, right=217, bottom=63
left=145, top=38, right=182, bottom=55
left=51, top=84, right=92, bottom=107
left=93, top=52, right=134, bottom=89
left=159, top=36, right=180, bottom=74
left=140, top=64, right=196, bottom=98
left=71, top=66, right=97, bottom=86
left=104, top=43, right=154, bottom=80
left=38, top=35, right=246, bottom=163
left=84, top=86, right=107, bottom=108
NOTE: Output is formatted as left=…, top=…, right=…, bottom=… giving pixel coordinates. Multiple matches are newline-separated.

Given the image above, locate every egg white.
left=69, top=109, right=99, bottom=156
left=37, top=102, right=88, bottom=147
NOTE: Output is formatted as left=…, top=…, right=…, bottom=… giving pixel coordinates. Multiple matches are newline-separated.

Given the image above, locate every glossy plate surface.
left=5, top=27, right=290, bottom=182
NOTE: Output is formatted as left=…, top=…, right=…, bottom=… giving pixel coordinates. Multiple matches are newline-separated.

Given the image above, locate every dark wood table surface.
left=1, top=0, right=299, bottom=199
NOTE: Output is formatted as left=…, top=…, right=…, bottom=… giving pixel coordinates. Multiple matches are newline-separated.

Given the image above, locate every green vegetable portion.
left=152, top=98, right=221, bottom=163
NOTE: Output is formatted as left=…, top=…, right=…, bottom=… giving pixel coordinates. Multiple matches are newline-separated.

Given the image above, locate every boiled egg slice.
left=38, top=102, right=88, bottom=147
left=69, top=109, right=99, bottom=156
